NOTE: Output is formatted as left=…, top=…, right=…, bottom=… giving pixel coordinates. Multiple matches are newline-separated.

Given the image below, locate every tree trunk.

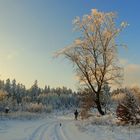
left=96, top=93, right=105, bottom=115
left=96, top=100, right=105, bottom=115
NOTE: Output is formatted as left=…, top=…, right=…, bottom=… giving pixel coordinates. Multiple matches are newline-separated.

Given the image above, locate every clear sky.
left=0, top=0, right=140, bottom=90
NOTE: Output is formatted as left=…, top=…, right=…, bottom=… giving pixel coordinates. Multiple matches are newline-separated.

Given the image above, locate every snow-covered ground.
left=0, top=113, right=140, bottom=140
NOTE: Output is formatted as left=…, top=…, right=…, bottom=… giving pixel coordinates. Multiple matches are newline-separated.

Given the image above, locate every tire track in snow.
left=28, top=119, right=72, bottom=140
left=58, top=120, right=80, bottom=140
left=29, top=121, right=51, bottom=140
left=29, top=120, right=59, bottom=140
left=38, top=121, right=55, bottom=140
left=54, top=122, right=70, bottom=140
left=54, top=124, right=62, bottom=140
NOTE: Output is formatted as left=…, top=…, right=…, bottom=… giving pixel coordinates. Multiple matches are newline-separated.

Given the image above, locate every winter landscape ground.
left=1, top=112, right=140, bottom=140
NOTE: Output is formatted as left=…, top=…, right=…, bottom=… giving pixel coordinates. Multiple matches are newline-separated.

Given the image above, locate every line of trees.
left=0, top=79, right=79, bottom=113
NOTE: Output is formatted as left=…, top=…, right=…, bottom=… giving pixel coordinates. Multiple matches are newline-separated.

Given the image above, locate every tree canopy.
left=57, top=9, right=127, bottom=115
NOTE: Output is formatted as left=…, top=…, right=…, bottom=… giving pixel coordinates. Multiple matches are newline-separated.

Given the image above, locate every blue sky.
left=0, top=0, right=140, bottom=90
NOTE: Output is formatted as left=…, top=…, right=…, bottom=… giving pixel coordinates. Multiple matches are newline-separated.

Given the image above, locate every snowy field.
left=0, top=113, right=140, bottom=140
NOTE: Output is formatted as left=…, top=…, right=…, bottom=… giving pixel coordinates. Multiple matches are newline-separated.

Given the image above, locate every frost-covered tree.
left=5, top=79, right=11, bottom=97
left=16, top=83, right=26, bottom=104
left=44, top=85, right=50, bottom=94
left=116, top=88, right=140, bottom=124
left=30, top=80, right=40, bottom=102
left=0, top=80, right=5, bottom=90
left=0, top=90, right=8, bottom=112
left=11, top=79, right=17, bottom=100
left=56, top=9, right=127, bottom=115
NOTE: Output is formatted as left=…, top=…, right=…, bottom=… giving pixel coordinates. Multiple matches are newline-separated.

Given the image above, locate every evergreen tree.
left=44, top=85, right=50, bottom=94
left=0, top=80, right=5, bottom=90
left=5, top=79, right=11, bottom=97
left=11, top=79, right=17, bottom=100
left=117, top=89, right=140, bottom=124
left=30, top=80, right=40, bottom=102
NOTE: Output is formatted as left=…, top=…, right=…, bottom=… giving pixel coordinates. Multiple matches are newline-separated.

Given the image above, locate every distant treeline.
left=0, top=79, right=79, bottom=113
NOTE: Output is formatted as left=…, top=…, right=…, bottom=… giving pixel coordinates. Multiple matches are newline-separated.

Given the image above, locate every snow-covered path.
left=28, top=117, right=92, bottom=140
left=0, top=116, right=92, bottom=140
left=1, top=114, right=140, bottom=140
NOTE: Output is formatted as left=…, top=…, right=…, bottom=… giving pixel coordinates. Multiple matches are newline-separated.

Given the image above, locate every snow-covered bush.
left=45, top=105, right=53, bottom=113
left=116, top=89, right=140, bottom=125
left=26, top=103, right=46, bottom=113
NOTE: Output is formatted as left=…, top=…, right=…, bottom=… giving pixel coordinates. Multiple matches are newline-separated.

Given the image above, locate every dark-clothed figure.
left=5, top=107, right=9, bottom=114
left=74, top=110, right=78, bottom=120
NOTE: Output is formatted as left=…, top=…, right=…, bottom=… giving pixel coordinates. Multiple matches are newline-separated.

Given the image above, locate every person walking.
left=74, top=109, right=78, bottom=120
